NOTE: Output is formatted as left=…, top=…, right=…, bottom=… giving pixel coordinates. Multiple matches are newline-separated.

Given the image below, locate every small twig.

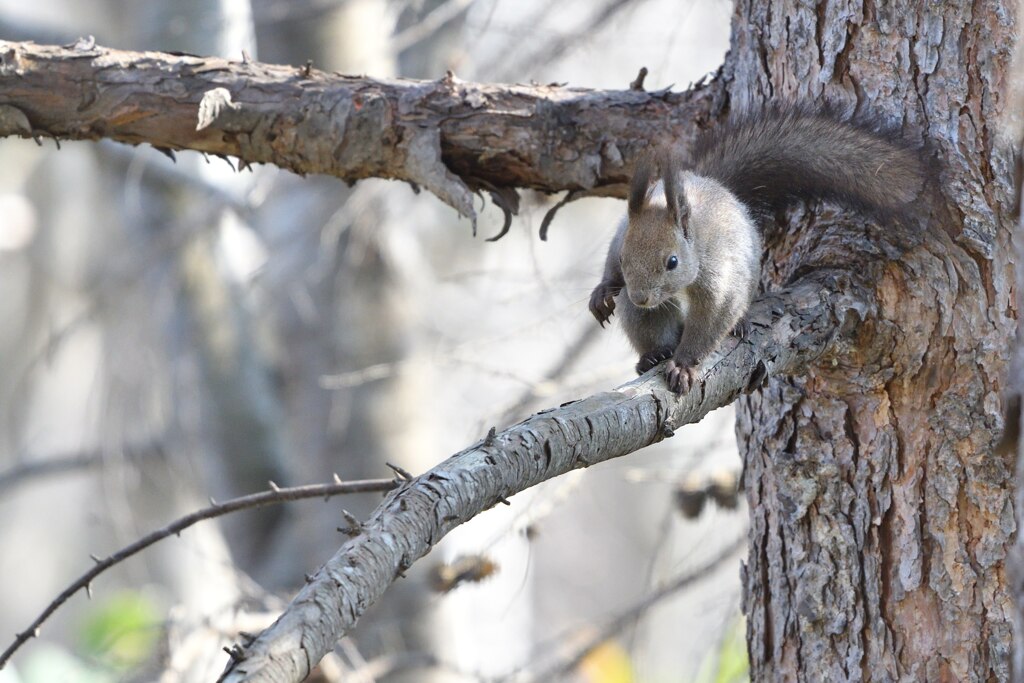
left=538, top=187, right=610, bottom=240
left=630, top=66, right=648, bottom=91
left=538, top=190, right=581, bottom=241
left=480, top=184, right=521, bottom=242
left=385, top=462, right=414, bottom=481
left=0, top=477, right=397, bottom=669
left=338, top=509, right=363, bottom=537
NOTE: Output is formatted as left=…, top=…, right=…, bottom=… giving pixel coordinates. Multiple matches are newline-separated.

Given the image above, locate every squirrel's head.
left=621, top=152, right=698, bottom=309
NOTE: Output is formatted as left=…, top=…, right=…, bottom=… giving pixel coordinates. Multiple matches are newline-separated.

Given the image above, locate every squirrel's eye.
left=666, top=255, right=678, bottom=271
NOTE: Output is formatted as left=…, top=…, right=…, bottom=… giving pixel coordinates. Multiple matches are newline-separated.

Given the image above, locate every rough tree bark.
left=726, top=1, right=1016, bottom=681
left=0, top=0, right=1017, bottom=681
left=0, top=39, right=723, bottom=228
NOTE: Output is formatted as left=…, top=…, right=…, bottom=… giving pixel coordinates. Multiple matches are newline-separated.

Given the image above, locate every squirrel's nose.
left=630, top=291, right=653, bottom=308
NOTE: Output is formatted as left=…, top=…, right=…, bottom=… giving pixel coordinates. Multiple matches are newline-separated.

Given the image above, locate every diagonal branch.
left=0, top=40, right=724, bottom=228
left=217, top=271, right=869, bottom=683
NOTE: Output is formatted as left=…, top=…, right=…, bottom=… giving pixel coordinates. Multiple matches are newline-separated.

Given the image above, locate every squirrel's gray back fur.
left=691, top=107, right=925, bottom=223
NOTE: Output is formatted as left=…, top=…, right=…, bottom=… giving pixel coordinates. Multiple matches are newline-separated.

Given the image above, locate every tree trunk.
left=728, top=1, right=1016, bottom=680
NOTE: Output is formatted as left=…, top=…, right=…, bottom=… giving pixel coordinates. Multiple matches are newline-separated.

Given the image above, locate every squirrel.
left=589, top=107, right=926, bottom=393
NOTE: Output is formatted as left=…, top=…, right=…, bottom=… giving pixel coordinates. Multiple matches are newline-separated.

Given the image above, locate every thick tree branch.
left=0, top=40, right=724, bottom=229
left=218, top=271, right=867, bottom=683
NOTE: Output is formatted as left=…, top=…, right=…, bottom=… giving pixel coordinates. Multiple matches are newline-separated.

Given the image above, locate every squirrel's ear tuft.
left=628, top=155, right=655, bottom=216
left=661, top=150, right=690, bottom=235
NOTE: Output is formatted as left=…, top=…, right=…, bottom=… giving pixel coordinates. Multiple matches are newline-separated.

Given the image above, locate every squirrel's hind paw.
left=665, top=359, right=700, bottom=394
left=730, top=317, right=752, bottom=338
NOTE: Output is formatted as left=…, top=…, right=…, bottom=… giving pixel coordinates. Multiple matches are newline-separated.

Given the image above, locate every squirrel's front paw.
left=636, top=347, right=674, bottom=374
left=589, top=283, right=619, bottom=327
left=665, top=359, right=700, bottom=394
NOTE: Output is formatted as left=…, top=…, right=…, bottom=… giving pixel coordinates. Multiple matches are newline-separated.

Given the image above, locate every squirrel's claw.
left=730, top=318, right=752, bottom=338
left=589, top=284, right=618, bottom=327
left=665, top=359, right=699, bottom=394
left=636, top=347, right=674, bottom=374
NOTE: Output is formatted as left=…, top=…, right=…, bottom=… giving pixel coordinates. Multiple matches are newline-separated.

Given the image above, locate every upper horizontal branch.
left=218, top=271, right=868, bottom=683
left=0, top=40, right=725, bottom=226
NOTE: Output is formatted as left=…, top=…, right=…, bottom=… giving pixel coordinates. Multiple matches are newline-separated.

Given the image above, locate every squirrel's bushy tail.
left=692, top=107, right=926, bottom=221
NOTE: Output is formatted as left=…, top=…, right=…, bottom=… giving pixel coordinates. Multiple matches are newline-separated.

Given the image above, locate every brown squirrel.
left=589, top=108, right=925, bottom=393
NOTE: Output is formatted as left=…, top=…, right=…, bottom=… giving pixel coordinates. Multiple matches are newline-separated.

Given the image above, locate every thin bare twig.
left=0, top=477, right=397, bottom=669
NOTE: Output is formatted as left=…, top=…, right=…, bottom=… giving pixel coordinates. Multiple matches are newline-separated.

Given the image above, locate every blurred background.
left=0, top=1, right=745, bottom=681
